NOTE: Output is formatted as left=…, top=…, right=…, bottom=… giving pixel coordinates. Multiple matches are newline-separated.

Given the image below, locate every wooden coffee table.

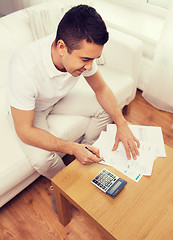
left=51, top=145, right=173, bottom=240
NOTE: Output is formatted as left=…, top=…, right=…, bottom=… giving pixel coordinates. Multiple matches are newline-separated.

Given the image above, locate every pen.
left=85, top=146, right=96, bottom=155
left=85, top=146, right=105, bottom=162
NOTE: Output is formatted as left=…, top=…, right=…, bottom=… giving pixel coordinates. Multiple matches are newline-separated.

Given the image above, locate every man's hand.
left=112, top=122, right=140, bottom=160
left=73, top=143, right=103, bottom=165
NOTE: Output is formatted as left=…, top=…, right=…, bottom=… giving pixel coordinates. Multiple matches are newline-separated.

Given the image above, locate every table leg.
left=53, top=184, right=72, bottom=226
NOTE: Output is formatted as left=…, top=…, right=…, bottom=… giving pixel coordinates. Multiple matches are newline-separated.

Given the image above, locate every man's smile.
left=77, top=68, right=85, bottom=73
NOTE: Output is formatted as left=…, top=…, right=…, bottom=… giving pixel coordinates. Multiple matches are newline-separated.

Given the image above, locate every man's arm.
left=85, top=70, right=140, bottom=160
left=11, top=106, right=103, bottom=164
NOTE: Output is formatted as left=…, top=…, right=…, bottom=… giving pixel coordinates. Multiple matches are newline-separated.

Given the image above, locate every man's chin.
left=71, top=70, right=84, bottom=77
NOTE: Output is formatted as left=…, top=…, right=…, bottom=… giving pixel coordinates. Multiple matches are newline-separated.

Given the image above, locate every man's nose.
left=84, top=60, right=93, bottom=71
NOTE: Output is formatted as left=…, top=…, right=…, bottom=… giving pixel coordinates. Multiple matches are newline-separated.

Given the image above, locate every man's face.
left=59, top=40, right=104, bottom=77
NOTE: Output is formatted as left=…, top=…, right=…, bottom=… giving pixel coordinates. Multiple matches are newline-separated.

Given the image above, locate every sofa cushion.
left=27, top=9, right=61, bottom=39
left=26, top=0, right=64, bottom=40
left=0, top=11, right=34, bottom=88
left=0, top=87, right=7, bottom=118
left=98, top=66, right=134, bottom=107
left=70, top=68, right=134, bottom=109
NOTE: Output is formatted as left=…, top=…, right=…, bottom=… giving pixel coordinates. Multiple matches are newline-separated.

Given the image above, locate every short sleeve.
left=8, top=56, right=36, bottom=111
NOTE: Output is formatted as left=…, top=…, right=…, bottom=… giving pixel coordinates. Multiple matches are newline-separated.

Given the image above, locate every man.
left=8, top=5, right=140, bottom=180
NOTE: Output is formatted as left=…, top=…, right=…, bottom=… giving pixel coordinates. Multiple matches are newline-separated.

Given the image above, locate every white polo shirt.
left=8, top=34, right=97, bottom=111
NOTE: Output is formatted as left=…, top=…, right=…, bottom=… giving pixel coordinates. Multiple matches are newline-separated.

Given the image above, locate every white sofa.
left=0, top=1, right=143, bottom=207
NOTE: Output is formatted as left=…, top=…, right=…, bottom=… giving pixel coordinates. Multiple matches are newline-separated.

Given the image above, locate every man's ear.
left=57, top=39, right=67, bottom=56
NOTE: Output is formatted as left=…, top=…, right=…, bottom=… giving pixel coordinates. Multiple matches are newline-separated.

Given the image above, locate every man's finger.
left=90, top=154, right=103, bottom=163
left=129, top=141, right=137, bottom=160
left=134, top=137, right=140, bottom=149
left=112, top=137, right=119, bottom=151
left=124, top=142, right=131, bottom=160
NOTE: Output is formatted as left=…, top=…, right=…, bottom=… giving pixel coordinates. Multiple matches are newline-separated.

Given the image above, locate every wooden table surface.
left=52, top=145, right=173, bottom=240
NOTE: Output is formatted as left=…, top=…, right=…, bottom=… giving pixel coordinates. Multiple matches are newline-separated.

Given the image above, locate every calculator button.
left=93, top=179, right=98, bottom=184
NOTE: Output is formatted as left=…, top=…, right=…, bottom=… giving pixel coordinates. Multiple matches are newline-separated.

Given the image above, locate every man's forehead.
left=72, top=40, right=103, bottom=59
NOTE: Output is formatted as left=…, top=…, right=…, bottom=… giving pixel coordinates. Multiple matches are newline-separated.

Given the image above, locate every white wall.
left=0, top=0, right=49, bottom=15
left=0, top=0, right=16, bottom=15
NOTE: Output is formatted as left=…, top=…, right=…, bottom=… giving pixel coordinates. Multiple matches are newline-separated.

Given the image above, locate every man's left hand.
left=112, top=122, right=140, bottom=160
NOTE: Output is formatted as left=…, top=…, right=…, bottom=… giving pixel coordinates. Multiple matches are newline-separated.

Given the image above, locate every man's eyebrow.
left=81, top=55, right=101, bottom=60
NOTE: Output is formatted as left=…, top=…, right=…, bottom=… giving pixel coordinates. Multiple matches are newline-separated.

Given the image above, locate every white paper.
left=94, top=124, right=166, bottom=182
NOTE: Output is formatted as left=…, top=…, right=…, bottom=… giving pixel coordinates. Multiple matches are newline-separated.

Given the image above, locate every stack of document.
left=94, top=124, right=166, bottom=182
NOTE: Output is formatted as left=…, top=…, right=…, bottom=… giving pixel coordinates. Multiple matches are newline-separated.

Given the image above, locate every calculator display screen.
left=108, top=180, right=122, bottom=194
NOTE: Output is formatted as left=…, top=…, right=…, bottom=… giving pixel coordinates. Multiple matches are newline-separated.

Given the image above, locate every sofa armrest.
left=103, top=28, right=143, bottom=96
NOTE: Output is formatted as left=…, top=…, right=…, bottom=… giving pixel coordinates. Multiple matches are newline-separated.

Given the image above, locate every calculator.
left=91, top=168, right=127, bottom=198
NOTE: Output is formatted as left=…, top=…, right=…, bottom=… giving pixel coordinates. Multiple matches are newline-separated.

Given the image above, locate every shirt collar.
left=42, top=34, right=69, bottom=78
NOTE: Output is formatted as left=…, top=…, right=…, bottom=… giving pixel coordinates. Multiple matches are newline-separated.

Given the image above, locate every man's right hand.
left=72, top=143, right=103, bottom=165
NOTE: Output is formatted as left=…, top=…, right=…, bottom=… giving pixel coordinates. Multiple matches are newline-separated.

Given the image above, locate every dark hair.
left=55, top=5, right=109, bottom=53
